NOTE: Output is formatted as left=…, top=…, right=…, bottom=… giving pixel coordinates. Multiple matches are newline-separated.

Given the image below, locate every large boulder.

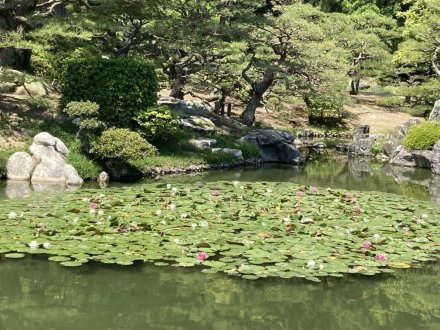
left=6, top=132, right=83, bottom=186
left=429, top=100, right=440, bottom=122
left=431, top=141, right=440, bottom=175
left=6, top=152, right=36, bottom=180
left=159, top=97, right=213, bottom=117
left=0, top=47, right=32, bottom=71
left=395, top=118, right=421, bottom=140
left=189, top=138, right=217, bottom=149
left=15, top=81, right=50, bottom=97
left=390, top=145, right=433, bottom=169
left=240, top=130, right=304, bottom=164
left=212, top=148, right=245, bottom=164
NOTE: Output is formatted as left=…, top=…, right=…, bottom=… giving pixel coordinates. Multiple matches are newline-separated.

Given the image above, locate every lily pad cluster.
left=1, top=182, right=439, bottom=281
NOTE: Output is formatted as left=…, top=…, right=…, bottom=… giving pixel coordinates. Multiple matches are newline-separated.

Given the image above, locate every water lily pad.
left=4, top=253, right=25, bottom=259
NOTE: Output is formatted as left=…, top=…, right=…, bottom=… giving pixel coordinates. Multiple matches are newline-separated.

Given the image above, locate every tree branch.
left=433, top=46, right=440, bottom=78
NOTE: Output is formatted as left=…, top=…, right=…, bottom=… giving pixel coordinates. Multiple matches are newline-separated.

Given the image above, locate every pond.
left=0, top=157, right=439, bottom=330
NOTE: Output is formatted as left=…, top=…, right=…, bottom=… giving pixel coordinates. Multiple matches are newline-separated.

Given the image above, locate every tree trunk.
left=170, top=84, right=184, bottom=99
left=241, top=92, right=263, bottom=126
left=0, top=46, right=32, bottom=71
left=350, top=79, right=360, bottom=95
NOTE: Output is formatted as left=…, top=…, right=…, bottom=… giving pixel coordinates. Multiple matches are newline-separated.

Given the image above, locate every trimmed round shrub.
left=91, top=128, right=157, bottom=161
left=60, top=57, right=158, bottom=127
left=403, top=121, right=440, bottom=150
left=135, top=105, right=177, bottom=141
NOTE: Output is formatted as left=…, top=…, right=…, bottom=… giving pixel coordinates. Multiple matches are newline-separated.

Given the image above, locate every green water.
left=0, top=158, right=439, bottom=329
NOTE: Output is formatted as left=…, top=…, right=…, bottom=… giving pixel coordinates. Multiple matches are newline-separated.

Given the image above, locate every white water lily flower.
left=8, top=211, right=17, bottom=219
left=232, top=181, right=240, bottom=187
left=180, top=213, right=188, bottom=219
left=306, top=260, right=316, bottom=269
left=266, top=189, right=272, bottom=193
left=72, top=218, right=79, bottom=224
left=97, top=210, right=104, bottom=216
left=89, top=209, right=96, bottom=214
left=243, top=239, right=255, bottom=247
left=28, top=241, right=39, bottom=249
left=166, top=184, right=172, bottom=189
left=373, top=234, right=380, bottom=239
left=174, top=239, right=182, bottom=245
left=239, top=186, right=245, bottom=189
left=283, top=217, right=291, bottom=224
left=319, top=264, right=325, bottom=271
left=171, top=187, right=178, bottom=193
left=43, top=242, right=51, bottom=249
left=191, top=223, right=197, bottom=229
left=421, top=214, right=428, bottom=219
left=168, top=204, right=176, bottom=210
left=155, top=210, right=162, bottom=216
left=96, top=221, right=104, bottom=225
left=160, top=220, right=167, bottom=225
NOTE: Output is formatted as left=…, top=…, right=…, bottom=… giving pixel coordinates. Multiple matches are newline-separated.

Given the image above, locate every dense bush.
left=61, top=57, right=158, bottom=127
left=403, top=121, right=440, bottom=150
left=24, top=96, right=57, bottom=112
left=306, top=94, right=345, bottom=126
left=135, top=105, right=177, bottom=141
left=91, top=128, right=157, bottom=161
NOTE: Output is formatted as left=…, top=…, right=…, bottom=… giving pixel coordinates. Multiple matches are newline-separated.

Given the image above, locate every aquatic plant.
left=0, top=182, right=439, bottom=281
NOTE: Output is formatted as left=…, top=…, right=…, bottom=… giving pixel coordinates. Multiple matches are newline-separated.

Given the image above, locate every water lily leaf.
left=4, top=253, right=25, bottom=259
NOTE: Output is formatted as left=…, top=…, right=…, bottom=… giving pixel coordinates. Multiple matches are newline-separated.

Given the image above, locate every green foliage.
left=402, top=105, right=432, bottom=117
left=135, top=106, right=177, bottom=141
left=67, top=140, right=103, bottom=180
left=238, top=141, right=261, bottom=159
left=64, top=101, right=103, bottom=131
left=307, top=94, right=346, bottom=126
left=376, top=96, right=405, bottom=108
left=91, top=128, right=157, bottom=161
left=24, top=96, right=57, bottom=112
left=203, top=151, right=239, bottom=165
left=60, top=57, right=158, bottom=128
left=403, top=121, right=440, bottom=150
left=369, top=137, right=386, bottom=155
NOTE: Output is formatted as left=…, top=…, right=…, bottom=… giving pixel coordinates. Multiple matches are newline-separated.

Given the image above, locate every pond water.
left=0, top=157, right=439, bottom=330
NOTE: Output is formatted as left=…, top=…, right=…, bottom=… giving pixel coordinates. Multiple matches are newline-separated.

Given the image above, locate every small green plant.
left=403, top=121, right=440, bottom=150
left=306, top=94, right=345, bottom=126
left=91, top=128, right=157, bottom=161
left=204, top=151, right=238, bottom=164
left=369, top=137, right=386, bottom=155
left=24, top=96, right=57, bottom=112
left=67, top=140, right=103, bottom=180
left=64, top=101, right=103, bottom=138
left=135, top=105, right=177, bottom=141
left=238, top=141, right=260, bottom=159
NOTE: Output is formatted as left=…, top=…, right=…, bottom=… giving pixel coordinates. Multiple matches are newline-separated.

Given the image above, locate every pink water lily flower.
left=195, top=252, right=208, bottom=261
left=375, top=253, right=387, bottom=261
left=211, top=190, right=221, bottom=197
left=362, top=241, right=372, bottom=250
left=310, top=186, right=318, bottom=193
left=90, top=203, right=98, bottom=210
left=402, top=226, right=410, bottom=233
left=296, top=191, right=305, bottom=197
left=345, top=193, right=353, bottom=199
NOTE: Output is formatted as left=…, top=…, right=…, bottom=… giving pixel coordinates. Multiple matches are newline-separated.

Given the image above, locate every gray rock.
left=64, top=165, right=83, bottom=186
left=15, top=81, right=49, bottom=97
left=33, top=132, right=57, bottom=147
left=431, top=141, right=440, bottom=175
left=6, top=180, right=31, bottom=199
left=383, top=141, right=399, bottom=157
left=359, top=81, right=370, bottom=90
left=429, top=100, right=440, bottom=121
left=189, top=138, right=217, bottom=149
left=29, top=144, right=66, bottom=165
left=159, top=97, right=213, bottom=117
left=31, top=162, right=66, bottom=183
left=55, top=138, right=69, bottom=156
left=353, top=125, right=370, bottom=142
left=98, top=171, right=110, bottom=184
left=349, top=135, right=384, bottom=157
left=0, top=83, right=16, bottom=93
left=6, top=152, right=36, bottom=180
left=179, top=116, right=216, bottom=132
left=240, top=129, right=303, bottom=164
left=32, top=182, right=67, bottom=193
left=390, top=145, right=433, bottom=168
left=395, top=118, right=421, bottom=140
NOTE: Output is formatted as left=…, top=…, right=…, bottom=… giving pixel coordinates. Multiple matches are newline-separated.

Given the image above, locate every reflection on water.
left=0, top=257, right=438, bottom=330
left=1, top=158, right=439, bottom=205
